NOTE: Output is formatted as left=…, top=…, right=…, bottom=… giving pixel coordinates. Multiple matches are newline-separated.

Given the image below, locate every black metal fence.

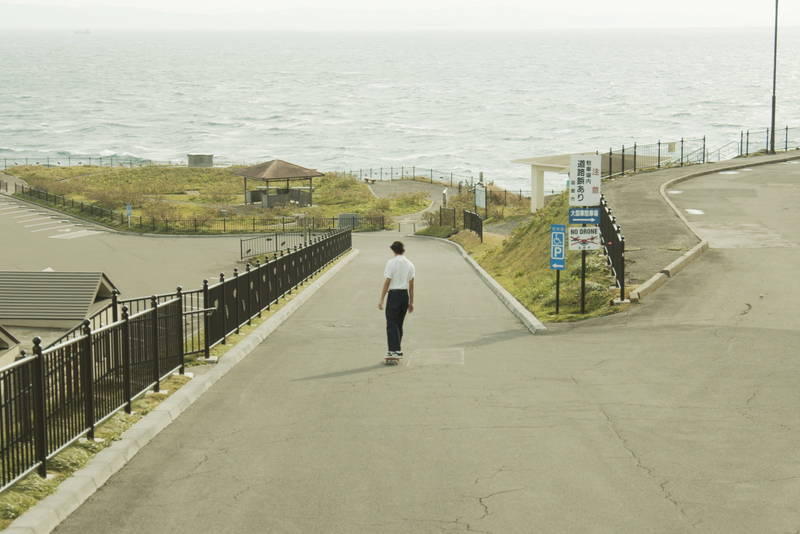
left=598, top=196, right=625, bottom=301
left=0, top=297, right=183, bottom=491
left=463, top=210, right=483, bottom=242
left=0, top=229, right=352, bottom=492
left=12, top=183, right=383, bottom=234
left=333, top=166, right=475, bottom=188
left=240, top=231, right=331, bottom=260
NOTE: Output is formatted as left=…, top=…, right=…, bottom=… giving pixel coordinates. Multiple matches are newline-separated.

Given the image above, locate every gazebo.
left=236, top=160, right=324, bottom=208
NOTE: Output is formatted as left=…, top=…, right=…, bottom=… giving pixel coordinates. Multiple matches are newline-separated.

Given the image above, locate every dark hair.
left=390, top=241, right=405, bottom=254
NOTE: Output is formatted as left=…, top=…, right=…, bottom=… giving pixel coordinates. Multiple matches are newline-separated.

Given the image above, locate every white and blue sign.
left=569, top=207, right=600, bottom=224
left=126, top=203, right=133, bottom=217
left=550, top=224, right=566, bottom=270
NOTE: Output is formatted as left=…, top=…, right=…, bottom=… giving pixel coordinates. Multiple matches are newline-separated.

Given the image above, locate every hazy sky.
left=1, top=0, right=797, bottom=30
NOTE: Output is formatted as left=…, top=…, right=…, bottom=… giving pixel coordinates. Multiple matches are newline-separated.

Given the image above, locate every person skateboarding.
left=378, top=241, right=415, bottom=363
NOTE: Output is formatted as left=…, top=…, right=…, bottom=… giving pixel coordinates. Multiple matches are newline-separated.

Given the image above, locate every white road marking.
left=667, top=190, right=683, bottom=195
left=719, top=171, right=739, bottom=175
left=17, top=216, right=50, bottom=223
left=32, top=224, right=75, bottom=233
left=49, top=229, right=101, bottom=240
left=0, top=210, right=32, bottom=216
left=25, top=219, right=59, bottom=228
left=685, top=209, right=705, bottom=215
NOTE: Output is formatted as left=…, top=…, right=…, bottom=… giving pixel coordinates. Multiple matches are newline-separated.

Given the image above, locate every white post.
left=530, top=165, right=545, bottom=213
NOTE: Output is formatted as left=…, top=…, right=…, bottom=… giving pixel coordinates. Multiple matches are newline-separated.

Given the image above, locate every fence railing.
left=0, top=229, right=352, bottom=492
left=333, top=166, right=476, bottom=188
left=11, top=183, right=383, bottom=234
left=598, top=196, right=625, bottom=301
left=240, top=231, right=333, bottom=260
left=0, top=297, right=183, bottom=491
left=463, top=210, right=483, bottom=242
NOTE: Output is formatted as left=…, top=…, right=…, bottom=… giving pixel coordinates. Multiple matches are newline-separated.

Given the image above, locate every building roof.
left=236, top=160, right=324, bottom=181
left=0, top=271, right=118, bottom=325
left=512, top=152, right=599, bottom=171
left=0, top=325, right=19, bottom=349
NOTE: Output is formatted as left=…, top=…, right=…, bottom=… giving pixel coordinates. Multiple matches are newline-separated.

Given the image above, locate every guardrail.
left=0, top=229, right=352, bottom=492
left=463, top=210, right=483, bottom=242
left=598, top=196, right=625, bottom=301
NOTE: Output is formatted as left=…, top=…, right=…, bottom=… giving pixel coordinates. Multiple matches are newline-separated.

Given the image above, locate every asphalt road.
left=0, top=194, right=246, bottom=297
left=50, top=160, right=800, bottom=534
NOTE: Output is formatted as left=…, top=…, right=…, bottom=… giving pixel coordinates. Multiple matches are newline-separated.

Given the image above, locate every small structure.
left=236, top=160, right=323, bottom=208
left=0, top=271, right=119, bottom=329
left=0, top=325, right=21, bottom=367
left=188, top=154, right=214, bottom=168
left=514, top=150, right=664, bottom=213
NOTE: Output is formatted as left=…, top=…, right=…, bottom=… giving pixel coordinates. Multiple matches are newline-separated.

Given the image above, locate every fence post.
left=657, top=141, right=661, bottom=168
left=121, top=306, right=133, bottom=413
left=233, top=268, right=241, bottom=334
left=31, top=337, right=48, bottom=477
left=245, top=265, right=253, bottom=326
left=746, top=130, right=750, bottom=156
left=255, top=260, right=263, bottom=318
left=633, top=143, right=637, bottom=171
left=621, top=145, right=625, bottom=174
left=766, top=128, right=770, bottom=152
left=150, top=296, right=160, bottom=392
left=702, top=136, right=706, bottom=163
left=786, top=125, right=789, bottom=151
left=680, top=138, right=684, bottom=166
left=740, top=131, right=744, bottom=155
left=112, top=289, right=119, bottom=322
left=175, top=286, right=185, bottom=374
left=80, top=320, right=96, bottom=440
left=608, top=148, right=613, bottom=177
left=218, top=273, right=227, bottom=343
left=202, top=280, right=211, bottom=359
left=430, top=169, right=433, bottom=183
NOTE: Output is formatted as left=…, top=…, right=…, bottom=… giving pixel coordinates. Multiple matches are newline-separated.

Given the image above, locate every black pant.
left=385, top=289, right=409, bottom=352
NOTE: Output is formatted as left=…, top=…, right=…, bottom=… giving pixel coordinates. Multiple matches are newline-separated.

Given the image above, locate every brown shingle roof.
left=236, top=160, right=324, bottom=180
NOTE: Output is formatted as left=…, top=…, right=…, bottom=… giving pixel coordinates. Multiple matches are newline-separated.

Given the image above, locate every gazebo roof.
left=236, top=160, right=324, bottom=181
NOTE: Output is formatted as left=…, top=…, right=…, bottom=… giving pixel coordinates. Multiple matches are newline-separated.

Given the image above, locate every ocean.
left=0, top=28, right=797, bottom=192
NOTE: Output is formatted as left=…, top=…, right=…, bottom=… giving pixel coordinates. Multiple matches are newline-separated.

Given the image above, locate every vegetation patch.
left=5, top=166, right=428, bottom=225
left=450, top=192, right=627, bottom=322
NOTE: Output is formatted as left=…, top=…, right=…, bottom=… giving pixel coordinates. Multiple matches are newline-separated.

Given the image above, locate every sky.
left=0, top=0, right=797, bottom=30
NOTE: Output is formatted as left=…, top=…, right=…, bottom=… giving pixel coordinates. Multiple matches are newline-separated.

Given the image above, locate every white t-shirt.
left=384, top=255, right=415, bottom=290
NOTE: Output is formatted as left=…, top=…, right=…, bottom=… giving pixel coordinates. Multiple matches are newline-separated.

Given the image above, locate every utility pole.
left=770, top=0, right=779, bottom=153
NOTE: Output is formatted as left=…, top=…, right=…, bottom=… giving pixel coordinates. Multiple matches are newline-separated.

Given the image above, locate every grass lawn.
left=446, top=192, right=627, bottom=322
left=6, top=166, right=429, bottom=222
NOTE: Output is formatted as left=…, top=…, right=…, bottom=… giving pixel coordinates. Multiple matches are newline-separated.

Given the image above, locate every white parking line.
left=0, top=210, right=32, bottom=216
left=25, top=219, right=59, bottom=227
left=17, top=216, right=50, bottom=223
left=12, top=211, right=39, bottom=218
left=50, top=229, right=101, bottom=240
left=31, top=224, right=75, bottom=233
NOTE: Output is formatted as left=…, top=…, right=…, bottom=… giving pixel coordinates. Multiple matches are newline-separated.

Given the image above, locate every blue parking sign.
left=550, top=224, right=566, bottom=270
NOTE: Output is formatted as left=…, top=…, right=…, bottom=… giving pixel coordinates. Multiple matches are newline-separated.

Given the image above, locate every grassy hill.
left=451, top=192, right=625, bottom=322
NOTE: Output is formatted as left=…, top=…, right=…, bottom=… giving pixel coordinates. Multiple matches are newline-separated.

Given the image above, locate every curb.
left=4, top=248, right=360, bottom=534
left=412, top=234, right=546, bottom=334
left=631, top=153, right=800, bottom=302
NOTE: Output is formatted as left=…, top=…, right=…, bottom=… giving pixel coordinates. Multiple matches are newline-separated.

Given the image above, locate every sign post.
left=569, top=155, right=602, bottom=314
left=475, top=178, right=487, bottom=219
left=550, top=224, right=566, bottom=314
left=126, top=203, right=132, bottom=228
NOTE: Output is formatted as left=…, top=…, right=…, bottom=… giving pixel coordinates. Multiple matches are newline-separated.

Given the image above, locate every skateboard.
left=384, top=356, right=400, bottom=366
